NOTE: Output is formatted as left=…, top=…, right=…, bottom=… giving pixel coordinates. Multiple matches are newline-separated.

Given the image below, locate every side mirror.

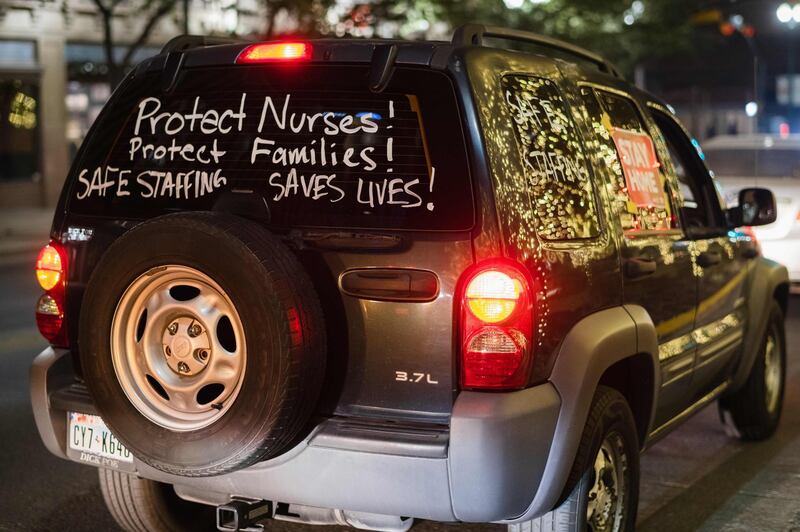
left=727, top=187, right=777, bottom=228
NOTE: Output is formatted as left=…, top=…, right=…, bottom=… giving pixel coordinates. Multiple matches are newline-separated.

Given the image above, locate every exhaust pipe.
left=216, top=498, right=272, bottom=531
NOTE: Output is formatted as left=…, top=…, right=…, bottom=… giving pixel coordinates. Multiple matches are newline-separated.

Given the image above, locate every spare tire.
left=79, top=213, right=325, bottom=476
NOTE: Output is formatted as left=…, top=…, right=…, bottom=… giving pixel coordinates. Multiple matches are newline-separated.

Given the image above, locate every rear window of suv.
left=69, top=63, right=474, bottom=231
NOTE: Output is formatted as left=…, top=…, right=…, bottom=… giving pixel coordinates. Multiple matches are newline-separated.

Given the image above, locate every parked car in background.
left=704, top=134, right=800, bottom=284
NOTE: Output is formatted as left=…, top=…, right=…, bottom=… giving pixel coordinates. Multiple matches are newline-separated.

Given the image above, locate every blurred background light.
left=777, top=3, right=793, bottom=23
left=503, top=0, right=525, bottom=9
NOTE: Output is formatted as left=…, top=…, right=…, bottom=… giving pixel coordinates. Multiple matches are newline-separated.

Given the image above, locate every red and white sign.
left=610, top=128, right=664, bottom=208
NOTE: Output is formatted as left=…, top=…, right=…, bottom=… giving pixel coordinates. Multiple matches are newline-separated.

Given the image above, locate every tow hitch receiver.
left=216, top=498, right=273, bottom=531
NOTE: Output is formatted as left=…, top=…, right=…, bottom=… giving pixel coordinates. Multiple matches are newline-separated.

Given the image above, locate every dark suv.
left=31, top=24, right=789, bottom=532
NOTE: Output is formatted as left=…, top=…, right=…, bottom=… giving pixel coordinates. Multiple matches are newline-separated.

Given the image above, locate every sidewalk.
left=0, top=207, right=53, bottom=265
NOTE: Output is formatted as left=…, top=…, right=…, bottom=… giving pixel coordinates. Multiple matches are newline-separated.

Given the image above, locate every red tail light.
left=35, top=242, right=68, bottom=346
left=236, top=42, right=312, bottom=63
left=459, top=261, right=534, bottom=390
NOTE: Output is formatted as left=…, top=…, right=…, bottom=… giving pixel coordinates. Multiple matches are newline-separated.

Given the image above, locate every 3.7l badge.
left=395, top=371, right=439, bottom=384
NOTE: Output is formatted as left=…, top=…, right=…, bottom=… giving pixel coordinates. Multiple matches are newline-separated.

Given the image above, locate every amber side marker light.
left=35, top=243, right=68, bottom=346
left=236, top=42, right=312, bottom=63
left=460, top=263, right=534, bottom=390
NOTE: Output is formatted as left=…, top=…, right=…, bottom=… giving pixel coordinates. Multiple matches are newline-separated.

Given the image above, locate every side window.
left=650, top=109, right=725, bottom=235
left=503, top=76, right=600, bottom=241
left=580, top=88, right=674, bottom=234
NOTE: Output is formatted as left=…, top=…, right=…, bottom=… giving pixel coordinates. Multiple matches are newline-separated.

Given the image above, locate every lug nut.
left=187, top=324, right=202, bottom=338
left=194, top=349, right=210, bottom=363
left=167, top=322, right=178, bottom=335
left=177, top=361, right=190, bottom=374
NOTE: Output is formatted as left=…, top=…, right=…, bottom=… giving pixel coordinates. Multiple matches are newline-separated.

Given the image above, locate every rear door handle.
left=624, top=257, right=657, bottom=278
left=340, top=268, right=439, bottom=302
left=697, top=250, right=721, bottom=268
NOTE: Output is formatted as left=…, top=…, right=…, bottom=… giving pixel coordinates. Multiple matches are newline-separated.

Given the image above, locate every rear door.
left=649, top=107, right=747, bottom=400
left=580, top=86, right=698, bottom=427
left=66, top=62, right=476, bottom=423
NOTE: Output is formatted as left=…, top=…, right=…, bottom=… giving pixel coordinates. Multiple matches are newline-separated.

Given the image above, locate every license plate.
left=67, top=412, right=134, bottom=467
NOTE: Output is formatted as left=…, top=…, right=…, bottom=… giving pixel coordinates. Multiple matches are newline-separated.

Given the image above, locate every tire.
left=99, top=468, right=215, bottom=532
left=720, top=300, right=786, bottom=441
left=510, top=386, right=639, bottom=532
left=80, top=213, right=326, bottom=476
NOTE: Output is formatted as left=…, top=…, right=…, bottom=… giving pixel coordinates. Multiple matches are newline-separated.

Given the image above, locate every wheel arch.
left=504, top=304, right=658, bottom=522
left=730, top=257, right=789, bottom=393
left=597, top=352, right=655, bottom=448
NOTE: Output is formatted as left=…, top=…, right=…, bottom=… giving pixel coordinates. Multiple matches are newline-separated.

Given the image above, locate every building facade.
left=0, top=0, right=265, bottom=208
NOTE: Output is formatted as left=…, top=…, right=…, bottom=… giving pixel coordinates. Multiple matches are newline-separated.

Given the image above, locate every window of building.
left=503, top=75, right=600, bottom=240
left=580, top=87, right=674, bottom=234
left=66, top=81, right=110, bottom=160
left=0, top=78, right=40, bottom=181
left=0, top=41, right=36, bottom=65
left=65, top=43, right=160, bottom=155
left=0, top=40, right=40, bottom=182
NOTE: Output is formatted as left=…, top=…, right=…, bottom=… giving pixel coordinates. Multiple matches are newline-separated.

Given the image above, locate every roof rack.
left=161, top=35, right=246, bottom=55
left=451, top=23, right=623, bottom=79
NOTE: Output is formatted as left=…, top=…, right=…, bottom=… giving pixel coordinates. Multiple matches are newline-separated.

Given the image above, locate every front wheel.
left=98, top=469, right=215, bottom=532
left=510, top=386, right=639, bottom=532
left=720, top=300, right=786, bottom=441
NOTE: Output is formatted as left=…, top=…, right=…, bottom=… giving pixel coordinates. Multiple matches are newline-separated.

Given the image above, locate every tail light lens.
left=460, top=261, right=533, bottom=390
left=36, top=244, right=62, bottom=290
left=465, top=270, right=521, bottom=323
left=35, top=242, right=68, bottom=346
left=236, top=42, right=312, bottom=63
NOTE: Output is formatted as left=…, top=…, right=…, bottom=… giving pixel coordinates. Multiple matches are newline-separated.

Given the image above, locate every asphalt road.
left=1, top=256, right=799, bottom=531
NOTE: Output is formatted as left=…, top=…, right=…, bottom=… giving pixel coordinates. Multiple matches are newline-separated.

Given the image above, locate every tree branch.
left=120, top=0, right=177, bottom=69
left=91, top=0, right=117, bottom=84
left=91, top=0, right=110, bottom=16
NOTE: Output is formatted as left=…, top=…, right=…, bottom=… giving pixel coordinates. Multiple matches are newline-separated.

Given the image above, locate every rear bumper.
left=31, top=347, right=561, bottom=523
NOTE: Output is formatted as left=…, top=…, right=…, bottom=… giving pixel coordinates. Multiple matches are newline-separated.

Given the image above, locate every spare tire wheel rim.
left=111, top=265, right=246, bottom=431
